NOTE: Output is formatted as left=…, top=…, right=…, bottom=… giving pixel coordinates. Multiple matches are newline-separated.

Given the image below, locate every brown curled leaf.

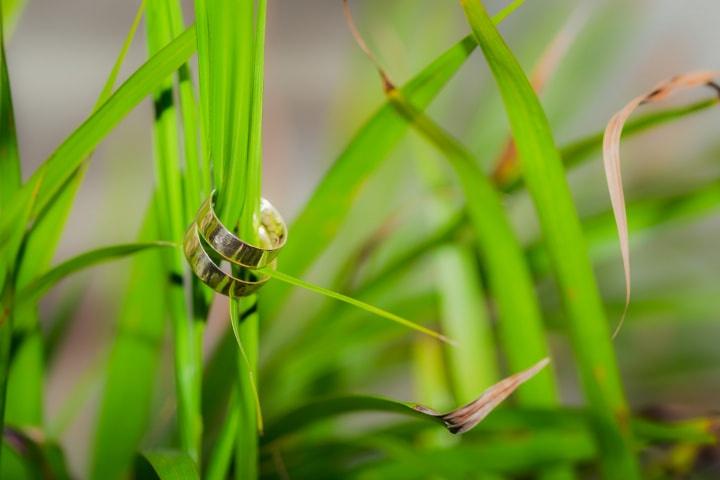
left=603, top=71, right=720, bottom=338
left=413, top=357, right=550, bottom=434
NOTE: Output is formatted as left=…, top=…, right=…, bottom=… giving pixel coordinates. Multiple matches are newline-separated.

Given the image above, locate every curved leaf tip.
left=414, top=357, right=550, bottom=434
left=602, top=71, right=720, bottom=337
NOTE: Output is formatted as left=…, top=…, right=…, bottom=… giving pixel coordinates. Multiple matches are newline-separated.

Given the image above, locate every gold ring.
left=196, top=190, right=287, bottom=269
left=183, top=223, right=271, bottom=297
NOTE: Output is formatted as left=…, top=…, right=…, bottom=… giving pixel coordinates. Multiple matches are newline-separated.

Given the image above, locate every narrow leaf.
left=90, top=207, right=168, bottom=480
left=260, top=4, right=523, bottom=319
left=0, top=1, right=19, bottom=212
left=134, top=450, right=200, bottom=480
left=0, top=26, right=197, bottom=261
left=385, top=90, right=558, bottom=403
left=602, top=71, right=720, bottom=336
left=414, top=358, right=549, bottom=434
left=265, top=358, right=548, bottom=441
left=15, top=242, right=174, bottom=307
left=460, top=1, right=640, bottom=476
left=262, top=268, right=452, bottom=345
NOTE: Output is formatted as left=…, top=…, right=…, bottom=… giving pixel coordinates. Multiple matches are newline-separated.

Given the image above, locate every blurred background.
left=6, top=0, right=720, bottom=473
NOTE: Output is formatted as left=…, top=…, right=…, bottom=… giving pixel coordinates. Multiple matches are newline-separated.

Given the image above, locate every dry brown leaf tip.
left=413, top=358, right=550, bottom=434
left=603, top=71, right=720, bottom=339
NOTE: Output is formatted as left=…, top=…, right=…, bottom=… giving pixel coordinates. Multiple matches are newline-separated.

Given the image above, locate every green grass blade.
left=0, top=1, right=19, bottom=213
left=412, top=336, right=453, bottom=413
left=263, top=268, right=451, bottom=344
left=229, top=297, right=260, bottom=480
left=146, top=0, right=202, bottom=462
left=4, top=0, right=149, bottom=436
left=352, top=430, right=594, bottom=479
left=264, top=395, right=444, bottom=442
left=14, top=242, right=174, bottom=306
left=459, top=1, right=639, bottom=477
left=0, top=0, right=26, bottom=37
left=434, top=246, right=498, bottom=402
left=0, top=3, right=19, bottom=461
left=387, top=92, right=558, bottom=405
left=195, top=0, right=266, bottom=477
left=95, top=1, right=147, bottom=110
left=228, top=300, right=263, bottom=433
left=0, top=26, right=197, bottom=263
left=134, top=450, right=200, bottom=480
left=156, top=0, right=205, bottom=220
left=261, top=292, right=438, bottom=415
left=216, top=0, right=256, bottom=224
left=204, top=388, right=238, bottom=480
left=260, top=5, right=522, bottom=320
left=89, top=206, right=168, bottom=480
left=200, top=331, right=237, bottom=459
left=411, top=125, right=500, bottom=407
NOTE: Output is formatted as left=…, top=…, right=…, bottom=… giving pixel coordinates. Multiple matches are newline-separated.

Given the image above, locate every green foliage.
left=134, top=450, right=200, bottom=480
left=1, top=1, right=718, bottom=479
left=90, top=206, right=169, bottom=480
left=460, top=0, right=640, bottom=476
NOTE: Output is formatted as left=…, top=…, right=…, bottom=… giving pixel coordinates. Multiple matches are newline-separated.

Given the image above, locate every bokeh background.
left=6, top=0, right=720, bottom=473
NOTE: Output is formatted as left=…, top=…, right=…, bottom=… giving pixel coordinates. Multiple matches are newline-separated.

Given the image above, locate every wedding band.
left=183, top=223, right=270, bottom=297
left=196, top=190, right=287, bottom=268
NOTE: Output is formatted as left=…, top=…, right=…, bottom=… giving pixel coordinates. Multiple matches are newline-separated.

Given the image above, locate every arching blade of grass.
left=14, top=0, right=147, bottom=288
left=90, top=207, right=168, bottom=480
left=4, top=3, right=148, bottom=433
left=259, top=2, right=524, bottom=321
left=262, top=268, right=451, bottom=344
left=460, top=1, right=639, bottom=477
left=376, top=105, right=720, bottom=284
left=265, top=357, right=547, bottom=443
left=265, top=393, right=716, bottom=448
left=264, top=395, right=456, bottom=443
left=0, top=25, right=197, bottom=269
left=260, top=291, right=439, bottom=415
left=14, top=241, right=174, bottom=306
left=403, top=89, right=501, bottom=407
left=395, top=78, right=575, bottom=473
left=328, top=93, right=720, bottom=404
left=385, top=91, right=558, bottom=405
left=134, top=451, right=200, bottom=480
